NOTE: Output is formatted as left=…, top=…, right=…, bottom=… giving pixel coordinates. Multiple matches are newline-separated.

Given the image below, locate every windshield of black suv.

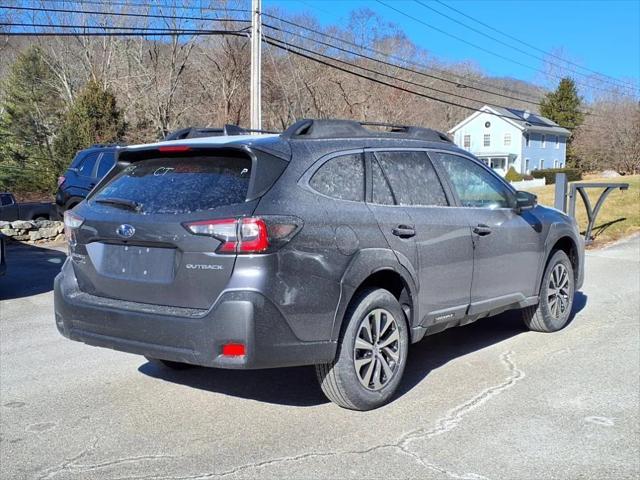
left=91, top=156, right=252, bottom=214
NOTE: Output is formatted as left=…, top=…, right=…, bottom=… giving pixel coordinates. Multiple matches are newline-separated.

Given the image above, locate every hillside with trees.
left=0, top=4, right=638, bottom=195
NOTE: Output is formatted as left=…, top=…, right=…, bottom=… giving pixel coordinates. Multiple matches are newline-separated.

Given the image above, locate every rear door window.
left=375, top=151, right=448, bottom=206
left=309, top=154, right=364, bottom=202
left=91, top=156, right=252, bottom=214
left=96, top=152, right=116, bottom=178
left=78, top=152, right=100, bottom=177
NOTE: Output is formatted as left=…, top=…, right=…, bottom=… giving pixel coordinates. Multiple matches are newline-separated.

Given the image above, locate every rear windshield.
left=91, top=156, right=252, bottom=214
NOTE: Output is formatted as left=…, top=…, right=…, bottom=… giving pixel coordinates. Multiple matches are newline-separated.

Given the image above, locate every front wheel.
left=315, top=288, right=409, bottom=410
left=522, top=250, right=575, bottom=332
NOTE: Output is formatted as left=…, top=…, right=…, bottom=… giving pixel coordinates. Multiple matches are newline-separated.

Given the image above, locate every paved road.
left=1, top=237, right=639, bottom=479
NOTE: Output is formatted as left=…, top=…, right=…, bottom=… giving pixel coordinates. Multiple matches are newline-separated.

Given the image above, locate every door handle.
left=473, top=224, right=492, bottom=236
left=392, top=225, right=416, bottom=238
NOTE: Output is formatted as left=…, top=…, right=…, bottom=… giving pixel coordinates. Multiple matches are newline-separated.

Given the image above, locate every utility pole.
left=250, top=0, right=262, bottom=131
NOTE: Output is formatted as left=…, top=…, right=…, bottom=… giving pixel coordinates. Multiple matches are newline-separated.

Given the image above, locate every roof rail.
left=88, top=143, right=125, bottom=149
left=281, top=119, right=453, bottom=143
left=164, top=125, right=279, bottom=141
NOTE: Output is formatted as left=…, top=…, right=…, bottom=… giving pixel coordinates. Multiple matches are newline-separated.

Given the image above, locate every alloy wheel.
left=353, top=308, right=401, bottom=391
left=548, top=263, right=571, bottom=319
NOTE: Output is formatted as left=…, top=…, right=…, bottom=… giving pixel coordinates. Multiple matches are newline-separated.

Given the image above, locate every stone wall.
left=0, top=220, right=65, bottom=243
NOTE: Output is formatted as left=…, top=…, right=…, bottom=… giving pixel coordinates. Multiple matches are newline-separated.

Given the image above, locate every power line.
left=3, top=2, right=548, bottom=105
left=0, top=4, right=250, bottom=25
left=260, top=12, right=544, bottom=104
left=414, top=0, right=637, bottom=93
left=1, top=22, right=247, bottom=33
left=263, top=33, right=600, bottom=119
left=262, top=21, right=549, bottom=107
left=375, top=0, right=632, bottom=97
left=263, top=23, right=597, bottom=117
left=434, top=0, right=638, bottom=90
left=85, top=0, right=552, bottom=102
left=0, top=8, right=596, bottom=118
left=40, top=0, right=250, bottom=14
left=0, top=28, right=247, bottom=37
left=264, top=35, right=595, bottom=132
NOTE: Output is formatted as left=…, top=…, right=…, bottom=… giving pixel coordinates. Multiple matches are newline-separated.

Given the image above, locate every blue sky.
left=266, top=0, right=640, bottom=91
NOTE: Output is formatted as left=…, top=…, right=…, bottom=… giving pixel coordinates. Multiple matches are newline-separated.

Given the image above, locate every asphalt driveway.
left=1, top=236, right=638, bottom=479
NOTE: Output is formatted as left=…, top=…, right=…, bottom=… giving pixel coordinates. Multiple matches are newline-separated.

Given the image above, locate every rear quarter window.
left=91, top=156, right=252, bottom=214
left=309, top=154, right=364, bottom=202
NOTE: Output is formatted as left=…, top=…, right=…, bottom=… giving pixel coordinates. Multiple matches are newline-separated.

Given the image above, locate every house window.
left=541, top=135, right=546, bottom=148
left=539, top=159, right=544, bottom=170
left=554, top=159, right=558, bottom=168
left=525, top=159, right=530, bottom=172
left=525, top=134, right=530, bottom=147
left=555, top=136, right=560, bottom=149
left=504, top=133, right=511, bottom=146
left=483, top=134, right=490, bottom=147
left=463, top=134, right=471, bottom=149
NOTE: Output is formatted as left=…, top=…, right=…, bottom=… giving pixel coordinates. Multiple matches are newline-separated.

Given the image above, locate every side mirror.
left=515, top=190, right=537, bottom=213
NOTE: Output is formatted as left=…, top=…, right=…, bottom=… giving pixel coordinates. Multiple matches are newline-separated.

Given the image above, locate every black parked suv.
left=54, top=119, right=584, bottom=410
left=55, top=145, right=120, bottom=217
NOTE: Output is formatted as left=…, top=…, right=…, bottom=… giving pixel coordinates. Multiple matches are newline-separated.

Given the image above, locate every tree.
left=54, top=79, right=126, bottom=166
left=573, top=96, right=640, bottom=174
left=0, top=46, right=63, bottom=193
left=539, top=78, right=584, bottom=167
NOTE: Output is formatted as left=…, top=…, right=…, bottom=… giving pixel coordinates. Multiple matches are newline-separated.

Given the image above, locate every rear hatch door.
left=71, top=149, right=257, bottom=310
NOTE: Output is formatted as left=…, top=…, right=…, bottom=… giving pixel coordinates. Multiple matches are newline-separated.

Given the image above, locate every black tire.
left=315, top=288, right=409, bottom=411
left=144, top=357, right=193, bottom=370
left=522, top=250, right=575, bottom=332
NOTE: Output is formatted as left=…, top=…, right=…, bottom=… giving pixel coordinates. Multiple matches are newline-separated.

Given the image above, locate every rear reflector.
left=222, top=343, right=245, bottom=356
left=158, top=145, right=192, bottom=153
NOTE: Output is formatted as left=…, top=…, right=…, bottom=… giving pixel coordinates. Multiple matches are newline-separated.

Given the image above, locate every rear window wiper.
left=93, top=197, right=143, bottom=212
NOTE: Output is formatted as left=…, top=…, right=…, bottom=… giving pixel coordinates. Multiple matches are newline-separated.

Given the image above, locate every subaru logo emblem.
left=116, top=224, right=135, bottom=238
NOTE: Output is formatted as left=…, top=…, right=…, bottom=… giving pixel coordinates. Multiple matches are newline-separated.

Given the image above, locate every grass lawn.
left=522, top=175, right=640, bottom=248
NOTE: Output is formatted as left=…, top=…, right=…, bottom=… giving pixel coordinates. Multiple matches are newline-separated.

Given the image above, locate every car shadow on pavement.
left=0, top=242, right=66, bottom=301
left=396, top=291, right=587, bottom=400
left=138, top=292, right=587, bottom=408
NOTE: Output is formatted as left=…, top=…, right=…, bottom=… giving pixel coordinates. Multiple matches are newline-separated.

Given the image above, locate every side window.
left=309, top=154, right=364, bottom=202
left=375, top=151, right=448, bottom=207
left=96, top=152, right=115, bottom=178
left=371, top=159, right=395, bottom=205
left=0, top=194, right=14, bottom=206
left=433, top=153, right=513, bottom=209
left=78, top=152, right=100, bottom=177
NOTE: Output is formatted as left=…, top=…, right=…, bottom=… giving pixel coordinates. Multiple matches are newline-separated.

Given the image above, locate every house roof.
left=449, top=105, right=572, bottom=136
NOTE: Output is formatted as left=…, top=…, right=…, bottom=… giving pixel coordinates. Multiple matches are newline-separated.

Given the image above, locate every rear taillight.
left=184, top=216, right=301, bottom=254
left=63, top=210, right=84, bottom=247
left=57, top=175, right=66, bottom=187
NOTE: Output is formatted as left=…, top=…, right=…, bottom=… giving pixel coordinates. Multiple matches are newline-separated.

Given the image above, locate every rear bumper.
left=54, top=259, right=336, bottom=369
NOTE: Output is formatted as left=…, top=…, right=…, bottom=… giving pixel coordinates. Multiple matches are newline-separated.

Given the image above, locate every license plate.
left=96, top=244, right=175, bottom=282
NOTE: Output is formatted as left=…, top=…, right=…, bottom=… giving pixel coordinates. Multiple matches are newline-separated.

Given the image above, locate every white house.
left=448, top=105, right=571, bottom=177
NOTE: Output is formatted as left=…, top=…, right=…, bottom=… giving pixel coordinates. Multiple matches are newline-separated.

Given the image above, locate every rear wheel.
left=315, top=288, right=409, bottom=410
left=522, top=250, right=574, bottom=332
left=144, top=357, right=193, bottom=370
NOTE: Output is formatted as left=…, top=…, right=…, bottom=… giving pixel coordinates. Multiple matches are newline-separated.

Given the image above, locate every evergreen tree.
left=540, top=78, right=584, bottom=167
left=0, top=46, right=63, bottom=193
left=54, top=80, right=126, bottom=167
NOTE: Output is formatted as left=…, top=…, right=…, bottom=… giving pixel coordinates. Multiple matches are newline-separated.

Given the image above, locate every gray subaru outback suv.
left=54, top=119, right=584, bottom=410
